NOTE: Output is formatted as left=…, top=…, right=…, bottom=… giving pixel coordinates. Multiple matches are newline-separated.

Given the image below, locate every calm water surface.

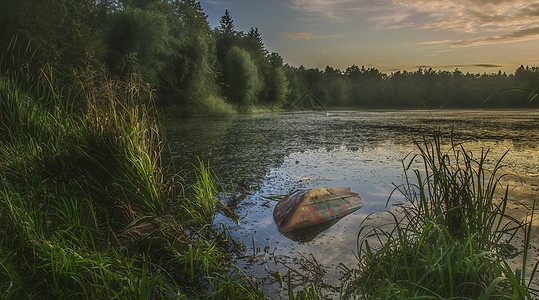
left=164, top=110, right=539, bottom=296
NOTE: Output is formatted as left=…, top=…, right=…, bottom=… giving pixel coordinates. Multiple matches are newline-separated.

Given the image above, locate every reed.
left=348, top=133, right=534, bottom=299
left=0, top=48, right=254, bottom=298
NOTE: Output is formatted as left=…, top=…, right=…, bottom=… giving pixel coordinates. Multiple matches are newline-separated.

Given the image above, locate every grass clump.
left=348, top=133, right=535, bottom=299
left=0, top=49, right=263, bottom=298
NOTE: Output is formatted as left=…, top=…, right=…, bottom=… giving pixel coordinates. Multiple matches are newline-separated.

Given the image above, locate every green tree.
left=263, top=52, right=289, bottom=108
left=269, top=52, right=284, bottom=68
left=324, top=66, right=350, bottom=106
left=0, top=0, right=105, bottom=73
left=158, top=0, right=224, bottom=113
left=266, top=66, right=289, bottom=109
left=241, top=28, right=277, bottom=106
left=345, top=65, right=384, bottom=106
left=220, top=9, right=235, bottom=34
left=216, top=9, right=237, bottom=64
left=283, top=64, right=307, bottom=108
left=242, top=28, right=266, bottom=56
left=104, top=5, right=170, bottom=86
left=224, top=46, right=261, bottom=110
left=304, top=68, right=330, bottom=105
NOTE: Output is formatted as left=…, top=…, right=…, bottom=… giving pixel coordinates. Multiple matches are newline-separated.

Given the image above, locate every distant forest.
left=1, top=0, right=538, bottom=115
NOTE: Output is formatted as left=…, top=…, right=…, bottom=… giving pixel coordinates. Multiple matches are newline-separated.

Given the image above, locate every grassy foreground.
left=0, top=53, right=264, bottom=298
left=345, top=134, right=538, bottom=299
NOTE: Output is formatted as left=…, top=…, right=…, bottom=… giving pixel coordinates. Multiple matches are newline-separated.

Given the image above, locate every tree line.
left=289, top=65, right=539, bottom=109
left=1, top=0, right=537, bottom=115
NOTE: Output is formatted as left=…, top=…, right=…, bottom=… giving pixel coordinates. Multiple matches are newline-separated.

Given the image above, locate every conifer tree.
left=219, top=9, right=235, bottom=34
left=217, top=9, right=237, bottom=64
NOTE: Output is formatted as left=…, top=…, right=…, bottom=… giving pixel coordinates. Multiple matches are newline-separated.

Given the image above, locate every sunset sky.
left=199, top=0, right=539, bottom=74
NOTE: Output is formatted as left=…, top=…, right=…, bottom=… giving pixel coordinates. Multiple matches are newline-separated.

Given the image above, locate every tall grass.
left=0, top=48, right=260, bottom=298
left=348, top=133, right=534, bottom=299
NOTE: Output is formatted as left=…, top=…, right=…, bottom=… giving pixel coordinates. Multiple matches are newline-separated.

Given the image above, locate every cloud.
left=413, top=64, right=504, bottom=69
left=280, top=32, right=344, bottom=40
left=448, top=64, right=504, bottom=69
left=287, top=0, right=539, bottom=45
left=415, top=40, right=453, bottom=46
left=202, top=0, right=222, bottom=6
left=384, top=0, right=539, bottom=48
left=416, top=26, right=539, bottom=47
left=473, top=64, right=504, bottom=68
left=287, top=0, right=390, bottom=20
left=452, top=26, right=539, bottom=46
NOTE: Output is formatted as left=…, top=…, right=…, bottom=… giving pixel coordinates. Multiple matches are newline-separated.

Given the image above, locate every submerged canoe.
left=273, top=188, right=364, bottom=239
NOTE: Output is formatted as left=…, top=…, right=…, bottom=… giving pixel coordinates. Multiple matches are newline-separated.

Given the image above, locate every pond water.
left=164, top=109, right=539, bottom=296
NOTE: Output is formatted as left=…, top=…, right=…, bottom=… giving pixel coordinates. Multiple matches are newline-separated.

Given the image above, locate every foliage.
left=0, top=0, right=105, bottom=74
left=224, top=46, right=261, bottom=111
left=286, top=65, right=539, bottom=109
left=158, top=0, right=227, bottom=116
left=265, top=66, right=289, bottom=109
left=103, top=5, right=171, bottom=85
left=216, top=8, right=237, bottom=66
left=346, top=133, right=535, bottom=299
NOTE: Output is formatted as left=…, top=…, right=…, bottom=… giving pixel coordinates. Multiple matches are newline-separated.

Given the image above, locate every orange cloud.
left=288, top=0, right=539, bottom=45
left=280, top=32, right=344, bottom=40
left=452, top=27, right=539, bottom=47
left=416, top=26, right=539, bottom=47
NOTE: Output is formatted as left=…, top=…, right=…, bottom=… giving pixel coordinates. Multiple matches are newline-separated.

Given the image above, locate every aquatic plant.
left=348, top=133, right=536, bottom=299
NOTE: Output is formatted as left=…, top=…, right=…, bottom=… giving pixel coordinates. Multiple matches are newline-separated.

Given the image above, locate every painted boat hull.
left=273, top=188, right=364, bottom=240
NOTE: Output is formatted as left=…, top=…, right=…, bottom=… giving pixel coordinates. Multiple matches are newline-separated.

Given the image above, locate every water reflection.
left=283, top=218, right=342, bottom=243
left=166, top=110, right=539, bottom=184
left=164, top=110, right=539, bottom=296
